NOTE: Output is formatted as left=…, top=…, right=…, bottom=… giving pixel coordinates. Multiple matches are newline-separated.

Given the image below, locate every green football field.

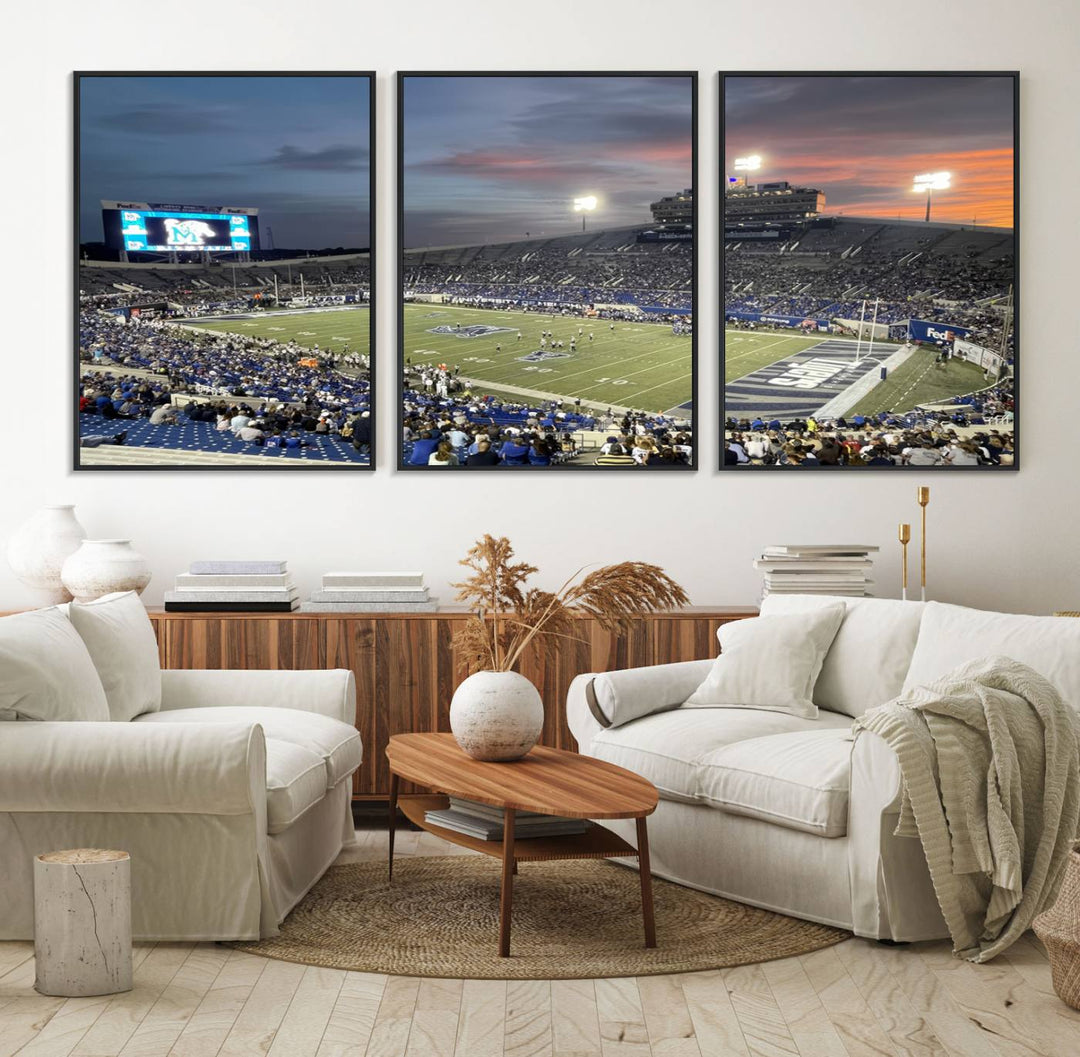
left=844, top=348, right=987, bottom=417
left=187, top=306, right=371, bottom=356
left=725, top=328, right=989, bottom=416
left=403, top=304, right=692, bottom=414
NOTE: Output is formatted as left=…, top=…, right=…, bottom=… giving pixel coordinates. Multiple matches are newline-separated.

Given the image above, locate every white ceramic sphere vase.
left=6, top=505, right=87, bottom=604
left=449, top=670, right=544, bottom=762
left=61, top=540, right=152, bottom=603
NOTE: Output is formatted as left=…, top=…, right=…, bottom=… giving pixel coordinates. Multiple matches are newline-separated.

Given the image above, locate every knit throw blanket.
left=855, top=656, right=1080, bottom=962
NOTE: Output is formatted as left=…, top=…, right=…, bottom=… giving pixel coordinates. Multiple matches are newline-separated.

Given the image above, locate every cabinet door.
left=324, top=618, right=376, bottom=795
left=647, top=616, right=726, bottom=666
left=162, top=617, right=321, bottom=670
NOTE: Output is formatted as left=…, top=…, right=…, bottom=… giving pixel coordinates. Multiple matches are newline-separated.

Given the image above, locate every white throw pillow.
left=760, top=594, right=925, bottom=717
left=684, top=605, right=845, bottom=718
left=68, top=592, right=162, bottom=722
left=0, top=608, right=110, bottom=721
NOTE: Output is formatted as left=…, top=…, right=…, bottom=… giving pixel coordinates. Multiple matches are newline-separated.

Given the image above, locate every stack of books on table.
left=164, top=560, right=298, bottom=612
left=424, top=797, right=589, bottom=841
left=754, top=545, right=878, bottom=598
left=299, top=571, right=437, bottom=613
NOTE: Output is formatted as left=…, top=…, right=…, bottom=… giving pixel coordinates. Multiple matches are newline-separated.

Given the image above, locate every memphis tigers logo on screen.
left=518, top=349, right=570, bottom=362
left=426, top=324, right=516, bottom=338
left=164, top=218, right=219, bottom=246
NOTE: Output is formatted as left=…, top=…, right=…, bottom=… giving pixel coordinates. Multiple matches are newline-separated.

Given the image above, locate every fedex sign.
left=907, top=318, right=971, bottom=343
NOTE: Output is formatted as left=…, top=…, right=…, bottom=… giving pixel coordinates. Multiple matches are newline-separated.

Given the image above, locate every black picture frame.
left=74, top=70, right=376, bottom=472
left=397, top=70, right=698, bottom=472
left=720, top=70, right=1019, bottom=472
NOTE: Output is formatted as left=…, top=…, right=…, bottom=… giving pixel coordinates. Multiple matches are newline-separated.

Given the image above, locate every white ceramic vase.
left=6, top=505, right=87, bottom=605
left=449, top=670, right=544, bottom=762
left=61, top=540, right=152, bottom=603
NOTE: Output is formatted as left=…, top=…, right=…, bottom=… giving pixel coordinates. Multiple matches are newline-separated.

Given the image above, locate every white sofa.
left=0, top=595, right=361, bottom=942
left=567, top=596, right=1080, bottom=941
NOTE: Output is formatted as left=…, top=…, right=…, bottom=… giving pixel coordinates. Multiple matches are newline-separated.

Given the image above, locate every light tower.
left=913, top=171, right=951, bottom=222
left=573, top=195, right=598, bottom=233
left=733, top=154, right=762, bottom=187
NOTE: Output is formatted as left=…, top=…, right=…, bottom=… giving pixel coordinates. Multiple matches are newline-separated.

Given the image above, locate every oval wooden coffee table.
left=386, top=732, right=659, bottom=958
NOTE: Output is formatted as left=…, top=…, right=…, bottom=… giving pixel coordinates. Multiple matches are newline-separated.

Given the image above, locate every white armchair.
left=0, top=600, right=362, bottom=942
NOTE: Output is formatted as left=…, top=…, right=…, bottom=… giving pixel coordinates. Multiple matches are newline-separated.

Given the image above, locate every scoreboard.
left=102, top=201, right=259, bottom=254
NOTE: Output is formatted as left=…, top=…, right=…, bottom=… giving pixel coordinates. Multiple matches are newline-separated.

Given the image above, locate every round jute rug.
left=232, top=856, right=849, bottom=979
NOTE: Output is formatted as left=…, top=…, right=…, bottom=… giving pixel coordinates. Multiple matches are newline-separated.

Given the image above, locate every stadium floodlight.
left=573, top=195, right=598, bottom=232
left=733, top=155, right=762, bottom=186
left=913, top=171, right=951, bottom=222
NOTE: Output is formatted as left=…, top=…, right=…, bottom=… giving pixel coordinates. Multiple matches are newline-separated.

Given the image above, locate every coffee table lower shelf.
left=390, top=793, right=656, bottom=957
left=397, top=795, right=638, bottom=861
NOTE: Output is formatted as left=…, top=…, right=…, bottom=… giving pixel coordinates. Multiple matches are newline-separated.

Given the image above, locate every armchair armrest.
left=0, top=721, right=265, bottom=816
left=567, top=659, right=714, bottom=749
left=160, top=668, right=356, bottom=725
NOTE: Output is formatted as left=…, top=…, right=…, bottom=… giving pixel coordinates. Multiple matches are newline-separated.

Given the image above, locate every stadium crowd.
left=78, top=256, right=370, bottom=298
left=402, top=388, right=692, bottom=468
left=78, top=308, right=371, bottom=454
left=404, top=239, right=692, bottom=312
left=723, top=382, right=1014, bottom=467
left=725, top=219, right=1014, bottom=352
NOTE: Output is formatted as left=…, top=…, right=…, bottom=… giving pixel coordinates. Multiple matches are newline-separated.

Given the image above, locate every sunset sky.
left=725, top=75, right=1014, bottom=228
left=402, top=75, right=694, bottom=248
left=79, top=75, right=370, bottom=249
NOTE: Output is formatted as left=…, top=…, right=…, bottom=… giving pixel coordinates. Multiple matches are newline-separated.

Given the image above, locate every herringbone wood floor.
left=2, top=826, right=1078, bottom=1057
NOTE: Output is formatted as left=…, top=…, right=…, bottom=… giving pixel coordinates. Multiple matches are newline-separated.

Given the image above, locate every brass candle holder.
left=917, top=486, right=930, bottom=601
left=898, top=523, right=911, bottom=601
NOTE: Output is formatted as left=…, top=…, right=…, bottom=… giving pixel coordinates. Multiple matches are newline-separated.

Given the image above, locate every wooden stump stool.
left=34, top=849, right=132, bottom=997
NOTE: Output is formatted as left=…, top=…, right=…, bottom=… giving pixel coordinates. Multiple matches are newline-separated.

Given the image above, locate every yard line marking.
left=723, top=332, right=825, bottom=364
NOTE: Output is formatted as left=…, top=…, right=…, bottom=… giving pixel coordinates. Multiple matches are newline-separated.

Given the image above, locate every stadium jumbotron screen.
left=119, top=210, right=252, bottom=253
left=722, top=72, right=1018, bottom=471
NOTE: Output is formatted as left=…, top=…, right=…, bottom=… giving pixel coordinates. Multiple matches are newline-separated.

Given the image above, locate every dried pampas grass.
left=453, top=534, right=688, bottom=672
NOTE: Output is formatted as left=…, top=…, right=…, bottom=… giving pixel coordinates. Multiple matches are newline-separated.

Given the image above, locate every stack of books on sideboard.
left=754, top=544, right=878, bottom=599
left=164, top=560, right=298, bottom=612
left=425, top=798, right=588, bottom=841
left=300, top=571, right=437, bottom=613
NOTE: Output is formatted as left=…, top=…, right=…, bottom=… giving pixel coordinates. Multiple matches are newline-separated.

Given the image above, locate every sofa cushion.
left=265, top=739, right=328, bottom=834
left=68, top=591, right=162, bottom=721
left=136, top=705, right=362, bottom=788
left=698, top=729, right=854, bottom=837
left=589, top=706, right=852, bottom=804
left=760, top=594, right=925, bottom=717
left=903, top=602, right=1080, bottom=712
left=684, top=606, right=845, bottom=718
left=0, top=608, right=110, bottom=722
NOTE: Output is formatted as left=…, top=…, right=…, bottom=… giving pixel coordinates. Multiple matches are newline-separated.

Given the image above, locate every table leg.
left=636, top=815, right=657, bottom=948
left=499, top=808, right=516, bottom=957
left=388, top=772, right=399, bottom=884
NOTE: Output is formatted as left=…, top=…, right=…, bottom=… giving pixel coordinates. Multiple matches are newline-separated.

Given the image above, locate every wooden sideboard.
left=147, top=608, right=758, bottom=799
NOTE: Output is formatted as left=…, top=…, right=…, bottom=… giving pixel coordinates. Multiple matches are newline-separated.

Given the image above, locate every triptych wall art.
left=73, top=70, right=1017, bottom=473
left=722, top=72, right=1018, bottom=471
left=75, top=72, right=375, bottom=471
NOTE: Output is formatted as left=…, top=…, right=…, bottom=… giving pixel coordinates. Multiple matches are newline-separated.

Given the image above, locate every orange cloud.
left=729, top=147, right=1014, bottom=227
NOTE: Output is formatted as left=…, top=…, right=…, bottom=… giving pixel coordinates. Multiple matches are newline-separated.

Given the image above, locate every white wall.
left=2, top=0, right=1076, bottom=615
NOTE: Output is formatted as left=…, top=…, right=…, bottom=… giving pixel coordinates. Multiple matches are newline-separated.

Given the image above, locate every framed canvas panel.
left=721, top=72, right=1018, bottom=470
left=75, top=72, right=375, bottom=471
left=398, top=71, right=697, bottom=470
